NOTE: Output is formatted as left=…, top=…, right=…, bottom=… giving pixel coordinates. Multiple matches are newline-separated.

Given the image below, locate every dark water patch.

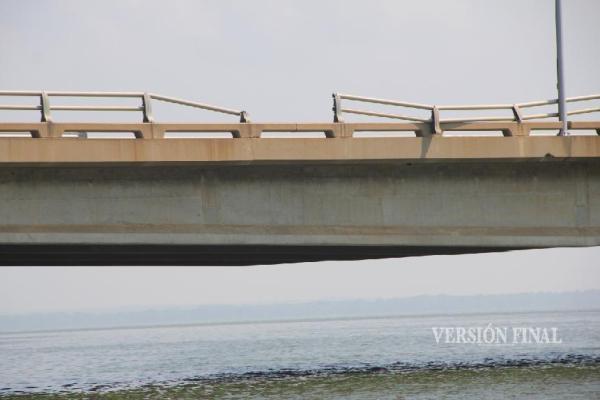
left=187, top=353, right=600, bottom=384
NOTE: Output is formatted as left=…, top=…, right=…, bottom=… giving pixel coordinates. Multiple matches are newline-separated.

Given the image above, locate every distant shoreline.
left=1, top=306, right=599, bottom=336
left=2, top=289, right=600, bottom=334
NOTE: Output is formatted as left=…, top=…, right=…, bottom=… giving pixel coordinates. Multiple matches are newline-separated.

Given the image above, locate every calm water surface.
left=1, top=310, right=599, bottom=399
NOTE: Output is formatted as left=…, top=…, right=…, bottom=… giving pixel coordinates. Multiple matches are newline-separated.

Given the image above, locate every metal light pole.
left=555, top=0, right=568, bottom=136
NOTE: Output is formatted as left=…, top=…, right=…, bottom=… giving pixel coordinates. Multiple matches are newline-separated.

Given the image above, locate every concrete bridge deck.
left=0, top=121, right=599, bottom=164
left=0, top=121, right=599, bottom=265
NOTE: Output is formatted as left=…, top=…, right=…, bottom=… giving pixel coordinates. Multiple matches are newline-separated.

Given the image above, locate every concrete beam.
left=0, top=135, right=599, bottom=165
left=0, top=161, right=598, bottom=265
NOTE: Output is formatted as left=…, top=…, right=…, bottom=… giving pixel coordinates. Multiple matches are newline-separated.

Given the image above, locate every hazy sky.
left=0, top=0, right=599, bottom=314
left=1, top=248, right=600, bottom=314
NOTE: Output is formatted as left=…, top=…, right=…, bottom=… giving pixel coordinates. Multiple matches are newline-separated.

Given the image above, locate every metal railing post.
left=332, top=93, right=343, bottom=123
left=142, top=93, right=154, bottom=123
left=431, top=106, right=441, bottom=134
left=512, top=104, right=523, bottom=123
left=40, top=91, right=51, bottom=122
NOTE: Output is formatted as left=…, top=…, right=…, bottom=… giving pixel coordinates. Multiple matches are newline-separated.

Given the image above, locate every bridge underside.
left=0, top=137, right=599, bottom=265
left=0, top=244, right=523, bottom=266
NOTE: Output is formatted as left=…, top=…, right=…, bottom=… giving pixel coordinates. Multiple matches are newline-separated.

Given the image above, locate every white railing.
left=1, top=90, right=599, bottom=133
left=0, top=91, right=249, bottom=122
left=333, top=92, right=600, bottom=133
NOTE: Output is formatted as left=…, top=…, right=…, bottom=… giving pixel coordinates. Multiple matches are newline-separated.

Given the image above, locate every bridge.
left=0, top=91, right=599, bottom=265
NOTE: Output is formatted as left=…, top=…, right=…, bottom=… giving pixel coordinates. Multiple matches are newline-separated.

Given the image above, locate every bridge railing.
left=333, top=93, right=600, bottom=134
left=0, top=91, right=249, bottom=123
left=0, top=90, right=599, bottom=138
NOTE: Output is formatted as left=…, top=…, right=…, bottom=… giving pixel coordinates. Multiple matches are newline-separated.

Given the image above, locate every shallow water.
left=1, top=310, right=599, bottom=398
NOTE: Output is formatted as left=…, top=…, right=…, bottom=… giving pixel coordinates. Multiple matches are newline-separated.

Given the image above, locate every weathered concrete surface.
left=0, top=160, right=598, bottom=265
left=1, top=135, right=600, bottom=165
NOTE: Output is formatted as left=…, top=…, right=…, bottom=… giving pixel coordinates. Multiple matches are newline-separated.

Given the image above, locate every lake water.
left=1, top=310, right=599, bottom=399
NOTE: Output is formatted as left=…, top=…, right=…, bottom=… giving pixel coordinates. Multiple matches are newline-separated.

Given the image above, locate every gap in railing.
left=261, top=132, right=327, bottom=138
left=51, top=110, right=142, bottom=123
left=528, top=129, right=599, bottom=136
left=164, top=132, right=234, bottom=139
left=0, top=94, right=40, bottom=121
left=62, top=132, right=89, bottom=138
left=441, top=108, right=513, bottom=122
left=50, top=97, right=143, bottom=123
left=567, top=98, right=600, bottom=115
left=520, top=103, right=558, bottom=121
left=443, top=131, right=504, bottom=137
left=341, top=101, right=430, bottom=122
left=0, top=110, right=41, bottom=122
left=529, top=130, right=560, bottom=136
left=353, top=131, right=416, bottom=138
left=566, top=100, right=600, bottom=122
left=0, top=95, right=39, bottom=104
left=568, top=130, right=599, bottom=136
left=0, top=132, right=33, bottom=138
left=62, top=131, right=137, bottom=139
left=49, top=96, right=139, bottom=106
left=151, top=100, right=238, bottom=123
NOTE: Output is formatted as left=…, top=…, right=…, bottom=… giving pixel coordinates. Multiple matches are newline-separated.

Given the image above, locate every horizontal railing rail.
left=0, top=91, right=249, bottom=123
left=333, top=92, right=600, bottom=133
left=0, top=90, right=599, bottom=139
